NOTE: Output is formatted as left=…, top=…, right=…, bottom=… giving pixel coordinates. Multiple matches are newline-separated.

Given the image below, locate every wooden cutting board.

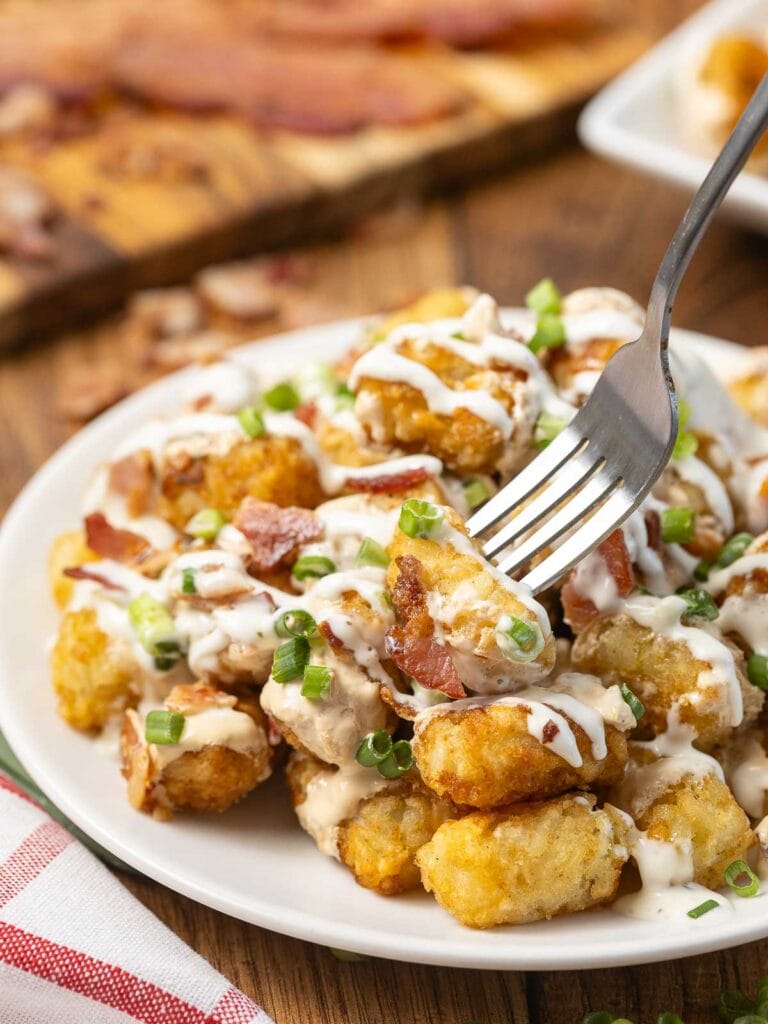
left=0, top=19, right=647, bottom=348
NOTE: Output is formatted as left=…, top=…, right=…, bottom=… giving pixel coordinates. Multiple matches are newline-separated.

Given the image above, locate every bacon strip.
left=561, top=529, right=635, bottom=634
left=233, top=498, right=322, bottom=573
left=108, top=451, right=154, bottom=518
left=346, top=466, right=431, bottom=494
left=62, top=566, right=126, bottom=592
left=84, top=512, right=151, bottom=563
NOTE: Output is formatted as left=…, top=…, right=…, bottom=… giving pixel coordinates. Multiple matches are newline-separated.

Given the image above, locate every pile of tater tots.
left=49, top=283, right=768, bottom=928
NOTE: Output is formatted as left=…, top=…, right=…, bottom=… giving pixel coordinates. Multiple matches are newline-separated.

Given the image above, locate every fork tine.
left=520, top=490, right=634, bottom=595
left=465, top=424, right=585, bottom=537
left=496, top=471, right=620, bottom=577
left=482, top=452, right=604, bottom=559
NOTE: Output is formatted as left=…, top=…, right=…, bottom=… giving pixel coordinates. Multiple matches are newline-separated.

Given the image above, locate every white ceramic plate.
left=0, top=318, right=763, bottom=971
left=578, top=0, right=768, bottom=233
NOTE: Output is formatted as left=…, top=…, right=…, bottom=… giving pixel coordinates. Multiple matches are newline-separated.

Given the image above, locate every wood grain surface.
left=3, top=1, right=768, bottom=1021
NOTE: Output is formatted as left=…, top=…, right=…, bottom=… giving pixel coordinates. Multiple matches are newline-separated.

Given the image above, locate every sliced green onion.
left=128, top=594, right=182, bottom=660
left=619, top=682, right=645, bottom=721
left=724, top=859, right=760, bottom=898
left=534, top=410, right=568, bottom=451
left=496, top=615, right=544, bottom=663
left=329, top=948, right=370, bottom=963
left=181, top=568, right=197, bottom=595
left=185, top=507, right=226, bottom=540
left=678, top=587, right=719, bottom=621
left=661, top=507, right=696, bottom=545
left=687, top=898, right=719, bottom=919
left=275, top=609, right=317, bottom=639
left=355, top=537, right=390, bottom=568
left=747, top=653, right=768, bottom=692
left=145, top=709, right=185, bottom=745
left=673, top=430, right=698, bottom=460
left=301, top=664, right=333, bottom=700
left=263, top=382, right=300, bottom=411
left=462, top=477, right=490, bottom=510
left=450, top=330, right=465, bottom=340
left=237, top=405, right=266, bottom=439
left=529, top=313, right=567, bottom=355
left=678, top=399, right=692, bottom=427
left=377, top=739, right=413, bottom=779
left=292, top=555, right=336, bottom=580
left=398, top=499, right=444, bottom=539
left=582, top=1014, right=615, bottom=1024
left=355, top=730, right=393, bottom=767
left=271, top=637, right=310, bottom=683
left=693, top=559, right=710, bottom=582
left=715, top=532, right=754, bottom=568
left=717, top=988, right=754, bottom=1024
left=525, top=277, right=562, bottom=316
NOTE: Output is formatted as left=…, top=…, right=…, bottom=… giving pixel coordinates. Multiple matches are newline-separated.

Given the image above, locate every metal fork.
left=467, top=73, right=768, bottom=595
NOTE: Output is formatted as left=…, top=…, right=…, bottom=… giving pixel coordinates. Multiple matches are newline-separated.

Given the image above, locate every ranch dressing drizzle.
left=296, top=763, right=388, bottom=859
left=727, top=735, right=768, bottom=819
left=673, top=454, right=734, bottom=534
left=150, top=704, right=269, bottom=771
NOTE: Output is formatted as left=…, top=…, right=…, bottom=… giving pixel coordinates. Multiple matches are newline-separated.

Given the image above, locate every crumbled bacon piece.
left=165, top=682, right=236, bottom=715
left=108, top=451, right=154, bottom=517
left=62, top=566, right=125, bottom=592
left=645, top=509, right=661, bottom=551
left=561, top=529, right=635, bottom=634
left=293, top=402, right=317, bottom=429
left=319, top=620, right=344, bottom=653
left=233, top=498, right=322, bottom=573
left=542, top=719, right=560, bottom=744
left=84, top=512, right=151, bottom=563
left=346, top=466, right=431, bottom=493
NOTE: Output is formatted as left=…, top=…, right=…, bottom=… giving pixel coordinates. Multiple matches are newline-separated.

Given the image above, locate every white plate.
left=578, top=0, right=768, bottom=233
left=0, top=319, right=764, bottom=971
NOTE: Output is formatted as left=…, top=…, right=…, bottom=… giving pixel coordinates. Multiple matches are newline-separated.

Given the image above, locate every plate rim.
left=0, top=317, right=764, bottom=971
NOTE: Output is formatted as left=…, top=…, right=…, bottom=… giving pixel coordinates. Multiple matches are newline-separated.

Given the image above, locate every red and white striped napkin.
left=0, top=775, right=274, bottom=1024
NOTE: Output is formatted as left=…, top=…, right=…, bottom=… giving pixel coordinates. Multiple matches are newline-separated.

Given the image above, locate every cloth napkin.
left=0, top=772, right=274, bottom=1024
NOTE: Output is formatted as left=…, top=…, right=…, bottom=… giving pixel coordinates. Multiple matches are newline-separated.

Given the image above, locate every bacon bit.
left=165, top=682, right=236, bottom=715
left=561, top=529, right=634, bottom=634
left=233, top=498, right=322, bottom=573
left=319, top=620, right=344, bottom=653
left=645, top=509, right=661, bottom=551
left=263, top=253, right=315, bottom=286
left=384, top=630, right=465, bottom=699
left=542, top=719, right=560, bottom=744
left=293, top=402, right=317, bottom=429
left=346, top=466, right=431, bottom=494
left=84, top=512, right=151, bottom=563
left=62, top=566, right=125, bottom=592
left=108, top=451, right=154, bottom=517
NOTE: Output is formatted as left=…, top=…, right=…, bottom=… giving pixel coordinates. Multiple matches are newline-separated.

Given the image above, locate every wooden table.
left=3, top=2, right=768, bottom=1019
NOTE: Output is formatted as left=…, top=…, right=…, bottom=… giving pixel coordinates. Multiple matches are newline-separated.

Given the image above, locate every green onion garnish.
left=715, top=532, right=754, bottom=568
left=377, top=739, right=413, bottom=779
left=263, top=382, right=300, bottom=411
left=619, top=682, right=645, bottom=721
left=398, top=499, right=444, bottom=539
left=301, top=664, right=333, bottom=700
left=355, top=537, right=390, bottom=569
left=678, top=587, right=719, bottom=621
left=181, top=568, right=197, bottom=595
left=128, top=594, right=183, bottom=661
left=525, top=277, right=562, bottom=316
left=145, top=709, right=185, bottom=745
left=355, top=730, right=393, bottom=767
left=271, top=637, right=310, bottom=683
left=693, top=559, right=710, bottom=582
left=292, top=555, right=336, bottom=580
left=275, top=609, right=317, bottom=639
left=724, top=859, right=760, bottom=898
left=747, top=653, right=768, bottom=692
left=673, top=430, right=698, bottom=460
left=534, top=410, right=568, bottom=451
left=185, top=507, right=226, bottom=540
left=529, top=313, right=567, bottom=355
left=661, top=507, right=696, bottom=545
left=687, top=899, right=719, bottom=919
left=496, top=615, right=544, bottom=663
left=237, top=405, right=266, bottom=438
left=462, top=477, right=490, bottom=510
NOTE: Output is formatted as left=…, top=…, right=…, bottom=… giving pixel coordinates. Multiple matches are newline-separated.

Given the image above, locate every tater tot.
left=417, top=795, right=628, bottom=928
left=571, top=613, right=762, bottom=746
left=158, top=435, right=324, bottom=529
left=50, top=608, right=140, bottom=731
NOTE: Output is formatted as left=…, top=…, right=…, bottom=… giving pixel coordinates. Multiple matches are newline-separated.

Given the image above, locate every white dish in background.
left=579, top=0, right=768, bottom=233
left=0, top=318, right=763, bottom=971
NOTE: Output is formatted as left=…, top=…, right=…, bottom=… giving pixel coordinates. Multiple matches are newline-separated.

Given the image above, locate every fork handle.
left=645, top=72, right=768, bottom=344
